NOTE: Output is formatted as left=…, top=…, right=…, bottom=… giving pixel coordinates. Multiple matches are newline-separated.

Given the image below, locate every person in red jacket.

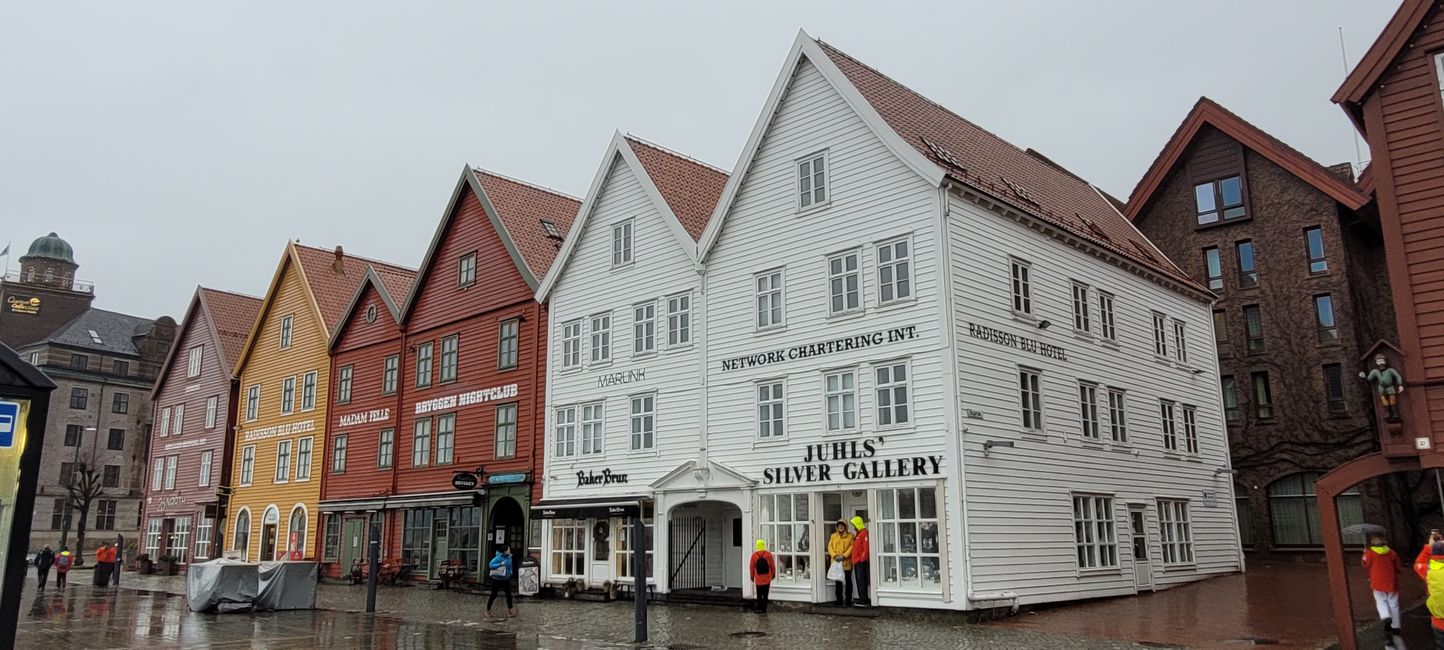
left=850, top=515, right=871, bottom=607
left=1413, top=532, right=1444, bottom=645
left=1363, top=533, right=1401, bottom=636
left=748, top=539, right=775, bottom=613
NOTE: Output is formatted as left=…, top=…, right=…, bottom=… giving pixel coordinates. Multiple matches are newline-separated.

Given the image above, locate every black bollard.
left=365, top=516, right=380, bottom=613
left=633, top=516, right=648, bottom=643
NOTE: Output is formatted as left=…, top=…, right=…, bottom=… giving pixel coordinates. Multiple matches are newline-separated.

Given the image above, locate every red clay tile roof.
left=472, top=170, right=581, bottom=281
left=1125, top=97, right=1370, bottom=221
left=372, top=264, right=417, bottom=314
left=624, top=136, right=729, bottom=241
left=199, top=287, right=262, bottom=375
left=292, top=243, right=414, bottom=334
left=815, top=40, right=1194, bottom=289
left=1333, top=0, right=1435, bottom=130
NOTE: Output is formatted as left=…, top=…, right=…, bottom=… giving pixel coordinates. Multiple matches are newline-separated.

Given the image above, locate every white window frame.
left=173, top=404, right=185, bottom=436
left=581, top=402, right=605, bottom=455
left=755, top=269, right=785, bottom=330
left=1071, top=281, right=1091, bottom=334
left=1172, top=319, right=1188, bottom=364
left=240, top=445, right=255, bottom=486
left=874, top=486, right=944, bottom=592
left=275, top=440, right=292, bottom=483
left=199, top=450, right=213, bottom=487
left=666, top=293, right=691, bottom=347
left=1107, top=387, right=1128, bottom=443
left=159, top=407, right=171, bottom=437
left=412, top=418, right=431, bottom=467
left=437, top=413, right=456, bottom=464
left=382, top=355, right=399, bottom=395
left=824, top=369, right=857, bottom=432
left=416, top=342, right=433, bottom=388
left=1020, top=367, right=1044, bottom=431
left=629, top=393, right=655, bottom=451
left=759, top=493, right=811, bottom=585
left=1097, top=290, right=1116, bottom=341
left=1152, top=312, right=1168, bottom=358
left=549, top=519, right=587, bottom=578
left=797, top=150, right=829, bottom=210
left=1160, top=400, right=1178, bottom=452
left=757, top=380, right=786, bottom=439
left=827, top=249, right=861, bottom=316
left=186, top=346, right=203, bottom=378
left=205, top=395, right=218, bottom=429
left=378, top=428, right=393, bottom=469
left=281, top=376, right=296, bottom=415
left=164, top=455, right=177, bottom=490
left=1078, top=381, right=1100, bottom=440
left=876, top=236, right=912, bottom=305
left=875, top=359, right=911, bottom=428
left=301, top=371, right=317, bottom=411
left=1010, top=257, right=1033, bottom=316
left=611, top=219, right=634, bottom=267
left=590, top=313, right=612, bottom=364
left=1182, top=405, right=1199, bottom=455
left=561, top=320, right=582, bottom=369
left=633, top=302, right=656, bottom=356
left=151, top=458, right=164, bottom=491
left=458, top=252, right=477, bottom=287
left=279, top=314, right=293, bottom=349
left=554, top=406, right=577, bottom=458
left=1158, top=499, right=1195, bottom=566
left=494, top=405, right=517, bottom=459
left=1072, top=494, right=1119, bottom=571
left=296, top=436, right=313, bottom=480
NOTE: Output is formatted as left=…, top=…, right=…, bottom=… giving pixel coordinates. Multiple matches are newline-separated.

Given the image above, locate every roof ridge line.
left=624, top=134, right=729, bottom=176
left=472, top=167, right=581, bottom=203
left=200, top=286, right=263, bottom=301
left=292, top=242, right=415, bottom=274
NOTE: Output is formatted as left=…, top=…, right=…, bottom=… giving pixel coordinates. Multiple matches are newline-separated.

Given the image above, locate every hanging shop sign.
left=242, top=419, right=315, bottom=442
left=451, top=471, right=480, bottom=491
left=414, top=382, right=518, bottom=415
left=718, top=325, right=920, bottom=372
left=487, top=472, right=529, bottom=485
left=762, top=436, right=944, bottom=485
left=576, top=468, right=629, bottom=487
left=965, top=322, right=1067, bottom=361
left=338, top=408, right=391, bottom=427
left=597, top=368, right=645, bottom=389
left=6, top=295, right=40, bottom=315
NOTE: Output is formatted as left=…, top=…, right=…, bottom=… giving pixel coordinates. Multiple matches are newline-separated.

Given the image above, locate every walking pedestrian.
left=749, top=539, right=775, bottom=614
left=93, top=542, right=115, bottom=586
left=484, top=545, right=515, bottom=622
left=34, top=546, right=54, bottom=590
left=1363, top=533, right=1402, bottom=636
left=850, top=515, right=871, bottom=607
left=827, top=520, right=854, bottom=606
left=53, top=548, right=74, bottom=589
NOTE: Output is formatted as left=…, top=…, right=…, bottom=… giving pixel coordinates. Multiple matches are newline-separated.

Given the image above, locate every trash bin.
left=517, top=556, right=539, bottom=597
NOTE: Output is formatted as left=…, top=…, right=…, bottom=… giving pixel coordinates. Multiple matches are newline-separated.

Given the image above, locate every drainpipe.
left=695, top=259, right=708, bottom=474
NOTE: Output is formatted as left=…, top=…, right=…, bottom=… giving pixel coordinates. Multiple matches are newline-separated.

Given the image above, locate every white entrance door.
left=1130, top=507, right=1153, bottom=592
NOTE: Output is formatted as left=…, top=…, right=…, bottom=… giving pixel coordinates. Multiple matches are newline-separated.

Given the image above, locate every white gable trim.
left=697, top=30, right=946, bottom=262
left=651, top=459, right=756, bottom=492
left=535, top=131, right=700, bottom=302
left=467, top=170, right=542, bottom=291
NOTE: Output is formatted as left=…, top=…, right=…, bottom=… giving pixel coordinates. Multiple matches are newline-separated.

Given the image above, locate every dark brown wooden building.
left=1, top=233, right=96, bottom=350
left=1126, top=98, right=1400, bottom=553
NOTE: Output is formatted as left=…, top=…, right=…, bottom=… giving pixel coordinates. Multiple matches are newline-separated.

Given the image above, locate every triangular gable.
left=535, top=131, right=721, bottom=301
left=624, top=136, right=729, bottom=241
left=200, top=287, right=263, bottom=374
left=1333, top=0, right=1436, bottom=131
left=233, top=242, right=328, bottom=375
left=328, top=265, right=413, bottom=352
left=0, top=340, right=54, bottom=390
left=149, top=289, right=206, bottom=400
left=1125, top=97, right=1370, bottom=221
left=650, top=459, right=756, bottom=492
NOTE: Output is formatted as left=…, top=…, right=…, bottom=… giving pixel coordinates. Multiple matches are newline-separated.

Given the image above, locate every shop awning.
left=319, top=490, right=480, bottom=513
left=531, top=497, right=651, bottom=519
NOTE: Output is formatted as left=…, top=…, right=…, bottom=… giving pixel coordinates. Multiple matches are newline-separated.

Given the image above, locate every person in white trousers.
left=1363, top=533, right=1402, bottom=637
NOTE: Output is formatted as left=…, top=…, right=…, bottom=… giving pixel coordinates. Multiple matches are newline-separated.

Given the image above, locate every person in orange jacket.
left=1363, top=533, right=1402, bottom=636
left=850, top=515, right=871, bottom=607
left=748, top=539, right=775, bottom=613
left=1413, top=532, right=1444, bottom=646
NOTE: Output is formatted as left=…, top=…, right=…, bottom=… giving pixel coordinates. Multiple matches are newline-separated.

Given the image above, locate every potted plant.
left=158, top=555, right=179, bottom=575
left=562, top=578, right=578, bottom=599
left=136, top=554, right=154, bottom=575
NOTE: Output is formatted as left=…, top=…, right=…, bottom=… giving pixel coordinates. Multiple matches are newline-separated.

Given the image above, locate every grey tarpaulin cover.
left=186, top=559, right=259, bottom=612
left=255, top=561, right=318, bottom=610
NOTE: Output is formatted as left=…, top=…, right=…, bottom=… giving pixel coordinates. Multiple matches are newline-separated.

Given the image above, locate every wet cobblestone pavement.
left=16, top=573, right=1156, bottom=649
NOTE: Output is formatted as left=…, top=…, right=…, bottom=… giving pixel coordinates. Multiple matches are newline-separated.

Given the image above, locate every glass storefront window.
left=550, top=519, right=586, bottom=577
left=876, top=486, right=942, bottom=591
left=447, top=507, right=482, bottom=574
left=170, top=517, right=192, bottom=562
left=194, top=518, right=214, bottom=560
left=615, top=516, right=654, bottom=580
left=145, top=518, right=162, bottom=558
left=760, top=493, right=810, bottom=584
left=402, top=510, right=434, bottom=570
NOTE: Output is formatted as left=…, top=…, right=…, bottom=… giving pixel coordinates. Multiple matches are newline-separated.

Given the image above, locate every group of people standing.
left=749, top=515, right=872, bottom=614
left=30, top=542, right=119, bottom=590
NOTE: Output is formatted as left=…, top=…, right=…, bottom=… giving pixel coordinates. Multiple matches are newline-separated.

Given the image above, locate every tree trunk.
left=75, top=505, right=90, bottom=561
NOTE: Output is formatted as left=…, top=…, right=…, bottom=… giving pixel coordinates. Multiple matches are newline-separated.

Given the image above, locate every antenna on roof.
left=1338, top=26, right=1365, bottom=176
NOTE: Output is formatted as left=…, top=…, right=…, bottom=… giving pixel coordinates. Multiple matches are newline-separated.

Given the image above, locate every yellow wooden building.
left=226, top=242, right=411, bottom=561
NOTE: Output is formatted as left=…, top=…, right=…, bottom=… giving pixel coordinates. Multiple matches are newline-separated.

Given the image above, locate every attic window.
left=541, top=219, right=562, bottom=240
left=88, top=329, right=103, bottom=344
left=366, top=305, right=378, bottom=324
left=921, top=137, right=964, bottom=171
left=1001, top=177, right=1039, bottom=206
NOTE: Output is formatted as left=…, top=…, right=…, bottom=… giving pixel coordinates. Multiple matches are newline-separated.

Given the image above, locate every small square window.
left=798, top=152, right=828, bottom=209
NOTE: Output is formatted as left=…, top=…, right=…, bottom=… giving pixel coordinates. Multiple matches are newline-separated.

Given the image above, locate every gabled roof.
left=1125, top=97, right=1371, bottom=220
left=329, top=265, right=418, bottom=352
left=696, top=31, right=1200, bottom=295
left=1333, top=0, right=1436, bottom=131
left=39, top=308, right=155, bottom=356
left=151, top=286, right=261, bottom=398
left=401, top=167, right=580, bottom=321
left=535, top=131, right=728, bottom=301
left=0, top=341, right=54, bottom=391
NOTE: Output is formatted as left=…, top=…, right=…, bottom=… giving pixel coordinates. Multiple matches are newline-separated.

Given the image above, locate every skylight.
left=1001, top=177, right=1039, bottom=206
left=87, top=329, right=103, bottom=344
left=541, top=220, right=562, bottom=240
left=921, top=137, right=964, bottom=171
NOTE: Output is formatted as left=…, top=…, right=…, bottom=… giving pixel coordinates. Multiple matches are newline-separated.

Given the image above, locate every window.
left=440, top=335, right=458, bottom=383
left=331, top=434, right=349, bottom=472
left=94, top=500, right=117, bottom=531
left=110, top=392, right=128, bottom=414
left=51, top=499, right=69, bottom=530
left=875, top=361, right=910, bottom=427
left=378, top=428, right=394, bottom=469
left=756, top=270, right=784, bottom=329
left=281, top=376, right=296, bottom=414
left=69, top=387, right=88, bottom=410
left=1324, top=364, right=1347, bottom=414
left=1010, top=258, right=1032, bottom=315
left=151, top=458, right=164, bottom=490
left=164, top=455, right=177, bottom=490
left=336, top=365, right=353, bottom=404
left=877, top=237, right=911, bottom=304
left=382, top=355, right=399, bottom=395
left=1020, top=368, right=1043, bottom=431
left=199, top=450, right=213, bottom=487
left=1151, top=312, right=1168, bottom=357
left=825, top=370, right=857, bottom=432
left=1158, top=500, right=1195, bottom=565
left=144, top=518, right=163, bottom=558
left=301, top=371, right=317, bottom=411
left=876, top=487, right=943, bottom=591
left=493, top=405, right=515, bottom=458
left=434, top=413, right=455, bottom=464
left=1315, top=294, right=1339, bottom=344
left=64, top=424, right=82, bottom=446
left=112, top=360, right=128, bottom=376
left=1268, top=472, right=1365, bottom=546
left=1079, top=382, right=1100, bottom=439
left=322, top=515, right=342, bottom=562
left=458, top=252, right=476, bottom=287
left=71, top=354, right=88, bottom=371
left=1203, top=248, right=1223, bottom=291
left=1160, top=400, right=1178, bottom=452
left=828, top=250, right=861, bottom=315
left=666, top=293, right=691, bottom=346
left=758, top=381, right=785, bottom=439
left=1222, top=376, right=1241, bottom=422
left=632, top=304, right=655, bottom=355
left=1306, top=227, right=1328, bottom=274
left=554, top=407, right=577, bottom=457
left=590, top=313, right=612, bottom=364
left=415, top=342, right=433, bottom=388
left=287, top=507, right=307, bottom=559
left=246, top=384, right=260, bottom=421
left=279, top=314, right=293, bottom=349
left=412, top=418, right=431, bottom=467
left=401, top=509, right=433, bottom=570
left=1108, top=388, right=1128, bottom=443
left=195, top=517, right=215, bottom=560
left=611, top=220, right=633, bottom=266
left=1236, top=240, right=1258, bottom=288
left=550, top=519, right=587, bottom=577
left=561, top=320, right=582, bottom=369
left=1237, top=490, right=1254, bottom=543
left=629, top=395, right=654, bottom=450
left=1182, top=405, right=1199, bottom=455
left=102, top=464, right=120, bottom=488
left=1098, top=291, right=1116, bottom=341
left=1172, top=320, right=1188, bottom=364
left=759, top=493, right=811, bottom=584
left=1072, top=495, right=1118, bottom=569
left=1195, top=176, right=1246, bottom=224
left=240, top=445, right=255, bottom=485
left=205, top=395, right=218, bottom=429
left=296, top=436, right=313, bottom=480
left=615, top=516, right=654, bottom=581
left=498, top=319, right=519, bottom=369
left=1071, top=282, right=1091, bottom=333
left=1252, top=372, right=1274, bottom=420
left=107, top=428, right=124, bottom=450
left=275, top=440, right=291, bottom=482
left=59, top=462, right=75, bottom=486
left=582, top=402, right=605, bottom=454
left=798, top=152, right=827, bottom=208
left=172, top=404, right=185, bottom=436
left=1213, top=310, right=1229, bottom=352
left=1243, top=305, right=1264, bottom=352
left=185, top=346, right=204, bottom=377
left=233, top=510, right=251, bottom=558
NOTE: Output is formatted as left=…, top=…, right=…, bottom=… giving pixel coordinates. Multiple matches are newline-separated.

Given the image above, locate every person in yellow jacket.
left=827, top=520, right=855, bottom=606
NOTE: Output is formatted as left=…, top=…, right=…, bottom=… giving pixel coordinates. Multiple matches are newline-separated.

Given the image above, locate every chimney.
left=333, top=245, right=345, bottom=274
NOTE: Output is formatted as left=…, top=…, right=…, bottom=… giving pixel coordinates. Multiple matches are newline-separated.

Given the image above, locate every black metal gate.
left=668, top=515, right=706, bottom=590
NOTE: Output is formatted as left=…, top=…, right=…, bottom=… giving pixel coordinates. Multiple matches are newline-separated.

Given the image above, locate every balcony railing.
left=3, top=269, right=94, bottom=293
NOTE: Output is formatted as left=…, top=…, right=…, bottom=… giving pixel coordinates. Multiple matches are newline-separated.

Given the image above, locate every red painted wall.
left=323, top=282, right=405, bottom=503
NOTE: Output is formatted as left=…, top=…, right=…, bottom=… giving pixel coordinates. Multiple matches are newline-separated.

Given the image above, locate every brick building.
left=1, top=233, right=96, bottom=349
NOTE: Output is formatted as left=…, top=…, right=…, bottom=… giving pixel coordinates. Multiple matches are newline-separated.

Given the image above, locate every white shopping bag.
left=827, top=560, right=844, bottom=582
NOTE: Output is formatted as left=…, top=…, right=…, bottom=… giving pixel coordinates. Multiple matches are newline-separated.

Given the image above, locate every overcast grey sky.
left=1, top=1, right=1394, bottom=321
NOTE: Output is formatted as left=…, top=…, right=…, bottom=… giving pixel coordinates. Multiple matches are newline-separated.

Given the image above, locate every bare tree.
left=62, top=455, right=105, bottom=557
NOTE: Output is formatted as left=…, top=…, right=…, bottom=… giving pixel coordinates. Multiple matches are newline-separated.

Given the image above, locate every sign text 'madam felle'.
left=719, top=325, right=918, bottom=372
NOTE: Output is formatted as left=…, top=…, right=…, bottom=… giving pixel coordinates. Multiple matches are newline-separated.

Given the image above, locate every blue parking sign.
left=0, top=401, right=18, bottom=448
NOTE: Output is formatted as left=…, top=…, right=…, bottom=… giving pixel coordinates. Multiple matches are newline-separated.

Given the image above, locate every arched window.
left=25, top=268, right=34, bottom=282
left=288, top=505, right=308, bottom=558
left=1268, top=472, right=1364, bottom=546
left=1235, top=484, right=1253, bottom=548
left=44, top=269, right=53, bottom=282
left=234, top=508, right=252, bottom=558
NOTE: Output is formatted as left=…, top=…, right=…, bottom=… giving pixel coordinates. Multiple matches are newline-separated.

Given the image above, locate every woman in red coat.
left=748, top=539, right=775, bottom=613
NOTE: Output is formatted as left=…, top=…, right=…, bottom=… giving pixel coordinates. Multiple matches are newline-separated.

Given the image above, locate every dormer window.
left=1195, top=176, right=1246, bottom=225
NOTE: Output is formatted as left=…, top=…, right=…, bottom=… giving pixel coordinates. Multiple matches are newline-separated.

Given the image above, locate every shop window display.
left=760, top=493, right=810, bottom=583
left=876, top=486, right=942, bottom=591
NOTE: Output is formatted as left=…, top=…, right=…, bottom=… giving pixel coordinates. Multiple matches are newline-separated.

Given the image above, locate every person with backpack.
left=850, top=515, right=871, bottom=607
left=748, top=539, right=775, bottom=613
left=1363, top=533, right=1402, bottom=637
left=1413, top=531, right=1444, bottom=646
left=34, top=546, right=54, bottom=589
left=53, top=547, right=74, bottom=588
left=484, top=546, right=515, bottom=622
